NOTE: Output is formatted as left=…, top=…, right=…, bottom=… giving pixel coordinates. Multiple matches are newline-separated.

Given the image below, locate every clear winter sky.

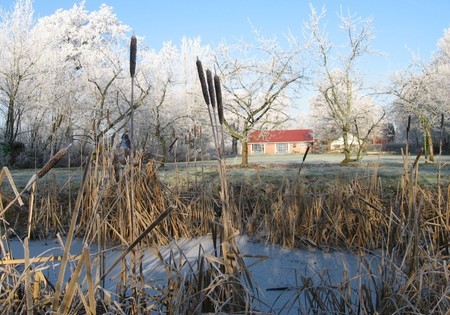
left=1, top=0, right=450, bottom=117
left=2, top=0, right=449, bottom=71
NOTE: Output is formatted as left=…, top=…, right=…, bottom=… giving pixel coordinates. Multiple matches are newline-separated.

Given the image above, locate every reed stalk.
left=196, top=58, right=251, bottom=312
left=128, top=35, right=138, bottom=313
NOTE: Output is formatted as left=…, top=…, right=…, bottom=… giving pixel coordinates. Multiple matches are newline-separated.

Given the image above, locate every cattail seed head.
left=406, top=115, right=411, bottom=141
left=440, top=113, right=444, bottom=131
left=412, top=147, right=422, bottom=169
left=196, top=58, right=210, bottom=106
left=302, top=145, right=310, bottom=162
left=130, top=36, right=137, bottom=78
left=37, top=144, right=71, bottom=178
left=214, top=75, right=224, bottom=125
left=206, top=69, right=216, bottom=108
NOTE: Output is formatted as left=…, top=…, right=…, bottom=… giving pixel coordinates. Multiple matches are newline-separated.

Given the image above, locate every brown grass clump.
left=253, top=173, right=387, bottom=249
left=78, top=149, right=191, bottom=245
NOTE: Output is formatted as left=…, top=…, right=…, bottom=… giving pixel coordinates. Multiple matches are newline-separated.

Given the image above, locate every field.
left=4, top=152, right=450, bottom=194
left=160, top=152, right=450, bottom=187
left=0, top=150, right=449, bottom=313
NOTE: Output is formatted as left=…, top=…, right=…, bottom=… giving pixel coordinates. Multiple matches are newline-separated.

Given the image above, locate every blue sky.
left=2, top=1, right=449, bottom=61
left=2, top=0, right=449, bottom=78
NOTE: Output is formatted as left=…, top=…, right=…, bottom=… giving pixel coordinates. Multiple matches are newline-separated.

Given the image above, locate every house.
left=330, top=134, right=359, bottom=152
left=248, top=129, right=313, bottom=155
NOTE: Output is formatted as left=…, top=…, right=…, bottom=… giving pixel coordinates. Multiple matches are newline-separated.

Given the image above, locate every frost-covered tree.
left=0, top=0, right=41, bottom=165
left=305, top=6, right=384, bottom=164
left=434, top=27, right=450, bottom=66
left=389, top=26, right=450, bottom=161
left=311, top=69, right=385, bottom=160
left=215, top=31, right=306, bottom=166
left=432, top=27, right=450, bottom=141
left=390, top=60, right=448, bottom=162
left=33, top=2, right=131, bottom=152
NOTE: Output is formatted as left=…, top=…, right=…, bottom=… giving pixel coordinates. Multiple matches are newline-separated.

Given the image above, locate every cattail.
left=298, top=144, right=310, bottom=175
left=193, top=124, right=197, bottom=138
left=440, top=113, right=445, bottom=149
left=302, top=145, right=310, bottom=163
left=129, top=36, right=137, bottom=155
left=406, top=115, right=411, bottom=142
left=23, top=143, right=73, bottom=192
left=412, top=147, right=422, bottom=170
left=214, top=75, right=224, bottom=125
left=130, top=36, right=137, bottom=78
left=206, top=69, right=216, bottom=108
left=37, top=144, right=72, bottom=178
left=196, top=58, right=210, bottom=105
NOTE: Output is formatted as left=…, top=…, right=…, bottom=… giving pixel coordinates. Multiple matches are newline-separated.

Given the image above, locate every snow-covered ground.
left=5, top=234, right=379, bottom=313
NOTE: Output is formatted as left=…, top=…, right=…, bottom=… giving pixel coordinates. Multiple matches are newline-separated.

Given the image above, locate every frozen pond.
left=4, top=235, right=380, bottom=313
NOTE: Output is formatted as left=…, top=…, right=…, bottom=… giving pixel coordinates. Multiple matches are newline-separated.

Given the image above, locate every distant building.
left=248, top=129, right=313, bottom=155
left=330, top=134, right=359, bottom=152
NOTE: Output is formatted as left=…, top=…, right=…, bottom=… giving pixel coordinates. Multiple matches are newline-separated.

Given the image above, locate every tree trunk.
left=4, top=97, right=19, bottom=166
left=159, top=138, right=167, bottom=165
left=5, top=100, right=15, bottom=144
left=241, top=140, right=249, bottom=166
left=420, top=117, right=434, bottom=163
left=155, top=122, right=166, bottom=165
left=231, top=137, right=238, bottom=155
left=423, top=130, right=428, bottom=159
left=341, top=127, right=352, bottom=165
left=424, top=125, right=434, bottom=162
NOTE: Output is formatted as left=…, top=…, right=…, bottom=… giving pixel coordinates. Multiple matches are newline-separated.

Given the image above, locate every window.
left=276, top=143, right=288, bottom=154
left=251, top=143, right=264, bottom=154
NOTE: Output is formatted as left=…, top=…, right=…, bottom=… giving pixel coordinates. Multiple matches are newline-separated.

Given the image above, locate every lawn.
left=3, top=152, right=449, bottom=192
left=159, top=152, right=450, bottom=189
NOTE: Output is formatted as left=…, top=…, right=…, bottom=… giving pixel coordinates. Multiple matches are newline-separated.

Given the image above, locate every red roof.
left=248, top=129, right=313, bottom=143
